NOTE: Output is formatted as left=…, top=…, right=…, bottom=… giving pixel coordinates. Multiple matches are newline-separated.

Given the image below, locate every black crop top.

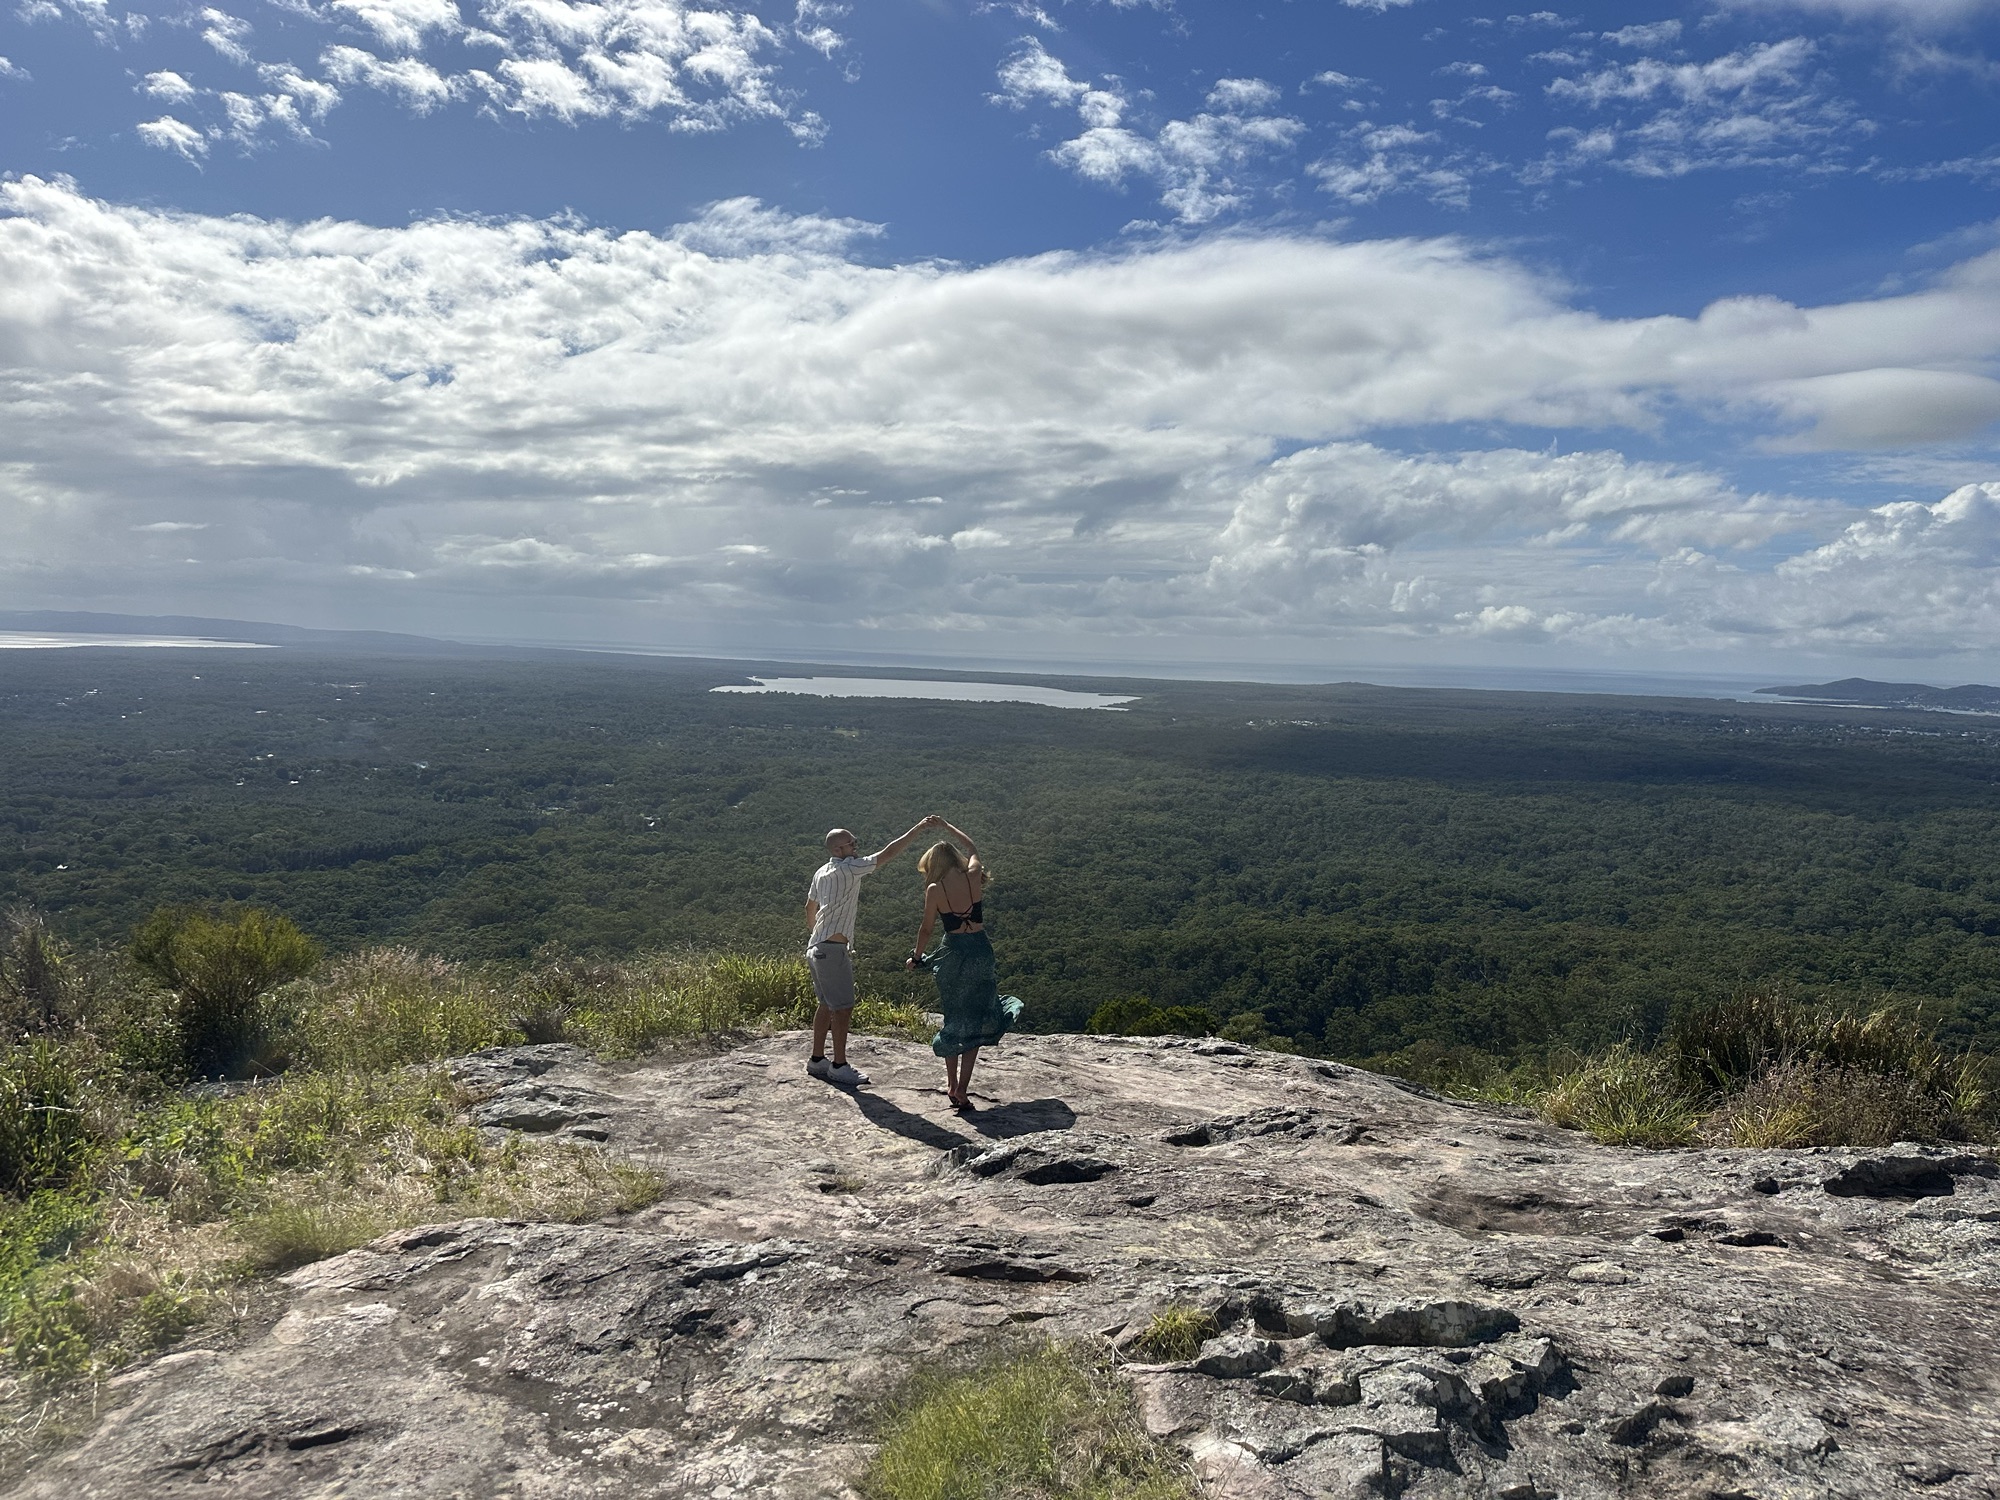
left=940, top=900, right=984, bottom=932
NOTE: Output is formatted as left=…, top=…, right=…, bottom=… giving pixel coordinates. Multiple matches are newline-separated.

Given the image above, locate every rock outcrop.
left=11, top=1033, right=1998, bottom=1498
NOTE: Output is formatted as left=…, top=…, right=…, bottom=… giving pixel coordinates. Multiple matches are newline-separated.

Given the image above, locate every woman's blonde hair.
left=918, top=841, right=965, bottom=883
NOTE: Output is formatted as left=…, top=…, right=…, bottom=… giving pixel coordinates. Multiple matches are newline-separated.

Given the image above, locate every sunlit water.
left=712, top=676, right=1136, bottom=709
left=0, top=632, right=274, bottom=650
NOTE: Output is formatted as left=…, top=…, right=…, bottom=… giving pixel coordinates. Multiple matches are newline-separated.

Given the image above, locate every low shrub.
left=132, top=907, right=321, bottom=1079
left=0, top=909, right=74, bottom=1038
left=1702, top=1058, right=1951, bottom=1149
left=1666, top=989, right=1964, bottom=1102
left=864, top=1339, right=1195, bottom=1500
left=0, top=1039, right=100, bottom=1196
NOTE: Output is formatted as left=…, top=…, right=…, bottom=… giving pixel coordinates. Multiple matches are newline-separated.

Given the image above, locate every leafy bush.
left=0, top=1039, right=100, bottom=1197
left=865, top=1340, right=1195, bottom=1500
left=1085, top=997, right=1213, bottom=1038
left=132, top=907, right=321, bottom=1079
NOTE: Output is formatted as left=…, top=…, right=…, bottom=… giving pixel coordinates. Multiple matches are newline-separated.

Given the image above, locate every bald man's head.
left=825, top=828, right=857, bottom=856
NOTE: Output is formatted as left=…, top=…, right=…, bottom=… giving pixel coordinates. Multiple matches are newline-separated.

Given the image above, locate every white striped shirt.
left=807, top=855, right=877, bottom=949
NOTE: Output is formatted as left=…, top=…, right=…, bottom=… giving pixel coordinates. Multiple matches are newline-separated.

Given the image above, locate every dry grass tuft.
left=864, top=1339, right=1196, bottom=1500
left=1535, top=1046, right=1700, bottom=1149
left=1124, top=1306, right=1218, bottom=1364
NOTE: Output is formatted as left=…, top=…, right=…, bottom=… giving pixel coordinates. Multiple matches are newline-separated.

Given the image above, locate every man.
left=805, top=815, right=938, bottom=1085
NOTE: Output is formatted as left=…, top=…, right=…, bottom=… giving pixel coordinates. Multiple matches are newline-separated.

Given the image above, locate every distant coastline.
left=1757, top=677, right=2000, bottom=715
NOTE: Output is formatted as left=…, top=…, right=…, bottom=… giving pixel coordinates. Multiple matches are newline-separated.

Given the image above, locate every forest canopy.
left=4, top=649, right=1999, bottom=1060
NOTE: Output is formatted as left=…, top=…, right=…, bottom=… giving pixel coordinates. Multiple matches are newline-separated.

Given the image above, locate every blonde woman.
left=905, top=818, right=1022, bottom=1109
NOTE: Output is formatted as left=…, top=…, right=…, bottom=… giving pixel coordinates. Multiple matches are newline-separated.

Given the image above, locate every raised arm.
left=870, top=814, right=940, bottom=865
left=933, top=818, right=978, bottom=862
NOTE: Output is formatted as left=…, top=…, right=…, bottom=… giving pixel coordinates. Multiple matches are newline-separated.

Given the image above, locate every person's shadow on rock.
left=964, top=1099, right=1077, bottom=1140
left=847, top=1089, right=976, bottom=1150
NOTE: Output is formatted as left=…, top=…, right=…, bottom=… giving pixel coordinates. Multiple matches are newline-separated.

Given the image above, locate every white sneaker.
left=806, top=1057, right=831, bottom=1079
left=826, top=1061, right=870, bottom=1087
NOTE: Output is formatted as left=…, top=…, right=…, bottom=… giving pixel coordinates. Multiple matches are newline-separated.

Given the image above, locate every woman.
left=905, top=818, right=1022, bottom=1109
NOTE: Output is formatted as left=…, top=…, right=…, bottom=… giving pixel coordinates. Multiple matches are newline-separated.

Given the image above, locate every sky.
left=2, top=0, right=2000, bottom=678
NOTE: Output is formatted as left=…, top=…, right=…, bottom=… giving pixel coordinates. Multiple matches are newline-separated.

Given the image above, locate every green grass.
left=0, top=934, right=927, bottom=1409
left=864, top=1340, right=1196, bottom=1500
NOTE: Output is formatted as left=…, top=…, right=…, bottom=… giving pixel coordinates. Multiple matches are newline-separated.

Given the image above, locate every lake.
left=0, top=632, right=274, bottom=650
left=711, top=676, right=1137, bottom=709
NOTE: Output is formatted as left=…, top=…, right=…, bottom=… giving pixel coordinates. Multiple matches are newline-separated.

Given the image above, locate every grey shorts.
left=807, top=942, right=856, bottom=1012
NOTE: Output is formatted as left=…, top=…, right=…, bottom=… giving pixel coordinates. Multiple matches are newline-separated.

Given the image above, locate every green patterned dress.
left=921, top=930, right=1023, bottom=1058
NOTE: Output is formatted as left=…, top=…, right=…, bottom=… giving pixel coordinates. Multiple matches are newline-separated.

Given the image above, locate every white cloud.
left=0, top=56, right=28, bottom=81
left=4, top=177, right=2000, bottom=660
left=1541, top=38, right=1865, bottom=178
left=995, top=41, right=1304, bottom=223
left=141, top=70, right=198, bottom=103
left=673, top=196, right=882, bottom=256
left=323, top=45, right=457, bottom=109
left=45, top=0, right=830, bottom=146
left=201, top=8, right=255, bottom=65
left=1761, top=369, right=2000, bottom=449
left=134, top=115, right=209, bottom=159
left=1729, top=0, right=2000, bottom=24
left=1311, top=121, right=1476, bottom=207
left=330, top=0, right=463, bottom=53
left=1604, top=21, right=1680, bottom=48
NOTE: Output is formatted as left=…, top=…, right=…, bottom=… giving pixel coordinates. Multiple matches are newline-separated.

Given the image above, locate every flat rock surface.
left=13, top=1033, right=1999, bottom=1498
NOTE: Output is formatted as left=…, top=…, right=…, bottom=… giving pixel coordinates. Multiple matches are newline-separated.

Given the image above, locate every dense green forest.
left=4, top=648, right=2000, bottom=1057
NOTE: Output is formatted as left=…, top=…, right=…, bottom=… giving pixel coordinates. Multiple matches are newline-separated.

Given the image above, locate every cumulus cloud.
left=995, top=41, right=1304, bottom=223
left=0, top=55, right=29, bottom=81
left=3, top=177, right=2000, bottom=659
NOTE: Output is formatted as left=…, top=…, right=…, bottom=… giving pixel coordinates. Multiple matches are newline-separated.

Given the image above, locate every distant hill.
left=0, top=610, right=501, bottom=657
left=1757, top=677, right=2000, bottom=713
